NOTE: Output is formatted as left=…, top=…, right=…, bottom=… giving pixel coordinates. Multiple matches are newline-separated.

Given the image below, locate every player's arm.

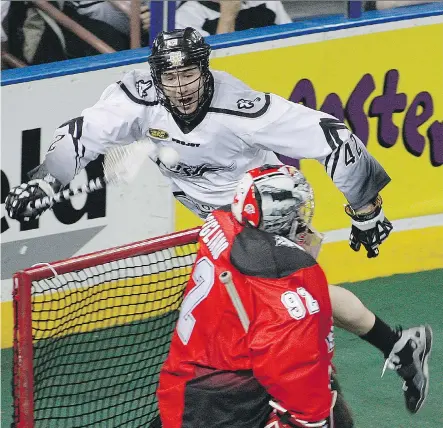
left=5, top=71, right=147, bottom=222
left=248, top=266, right=333, bottom=425
left=246, top=95, right=393, bottom=258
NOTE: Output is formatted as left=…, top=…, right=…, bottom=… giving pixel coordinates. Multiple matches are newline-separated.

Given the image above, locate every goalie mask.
left=232, top=165, right=315, bottom=245
left=148, top=28, right=212, bottom=122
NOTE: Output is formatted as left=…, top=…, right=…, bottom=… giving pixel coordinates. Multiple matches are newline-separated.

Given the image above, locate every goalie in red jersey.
left=157, top=164, right=353, bottom=428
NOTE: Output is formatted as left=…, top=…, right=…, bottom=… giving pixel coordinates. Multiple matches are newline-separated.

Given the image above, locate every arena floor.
left=2, top=269, right=442, bottom=427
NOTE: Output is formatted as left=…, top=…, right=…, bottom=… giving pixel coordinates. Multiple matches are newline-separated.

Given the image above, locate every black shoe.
left=382, top=325, right=433, bottom=413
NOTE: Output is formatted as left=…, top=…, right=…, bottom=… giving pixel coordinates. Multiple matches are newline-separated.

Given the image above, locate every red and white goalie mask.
left=232, top=165, right=315, bottom=245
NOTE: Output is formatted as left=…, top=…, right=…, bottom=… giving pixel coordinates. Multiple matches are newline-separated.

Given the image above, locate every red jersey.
left=157, top=208, right=334, bottom=428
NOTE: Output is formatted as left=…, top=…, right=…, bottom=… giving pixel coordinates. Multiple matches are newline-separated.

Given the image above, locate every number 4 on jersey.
left=281, top=287, right=320, bottom=320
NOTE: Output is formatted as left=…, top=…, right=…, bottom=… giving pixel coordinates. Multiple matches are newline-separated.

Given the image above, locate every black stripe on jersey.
left=117, top=81, right=159, bottom=106
left=73, top=138, right=79, bottom=169
left=329, top=149, right=341, bottom=180
left=319, top=117, right=347, bottom=151
left=208, top=93, right=271, bottom=118
left=58, top=117, right=84, bottom=175
left=75, top=116, right=84, bottom=140
left=74, top=117, right=84, bottom=174
left=324, top=153, right=332, bottom=175
left=59, top=116, right=84, bottom=140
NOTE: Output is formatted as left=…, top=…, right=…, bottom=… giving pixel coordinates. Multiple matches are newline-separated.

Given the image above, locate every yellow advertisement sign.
left=208, top=23, right=442, bottom=231
left=175, top=21, right=443, bottom=284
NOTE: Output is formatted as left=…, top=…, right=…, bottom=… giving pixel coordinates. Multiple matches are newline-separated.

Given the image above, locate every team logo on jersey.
left=148, top=128, right=169, bottom=139
left=135, top=79, right=153, bottom=98
left=161, top=161, right=236, bottom=178
left=237, top=97, right=261, bottom=109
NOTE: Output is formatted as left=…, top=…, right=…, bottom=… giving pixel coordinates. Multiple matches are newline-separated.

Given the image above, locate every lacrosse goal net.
left=13, top=228, right=200, bottom=428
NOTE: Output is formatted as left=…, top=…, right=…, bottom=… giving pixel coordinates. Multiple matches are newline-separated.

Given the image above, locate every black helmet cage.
left=148, top=28, right=212, bottom=121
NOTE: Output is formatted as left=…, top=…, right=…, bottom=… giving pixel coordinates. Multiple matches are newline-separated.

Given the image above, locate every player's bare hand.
left=217, top=1, right=241, bottom=34
left=140, top=5, right=150, bottom=31
left=219, top=0, right=241, bottom=18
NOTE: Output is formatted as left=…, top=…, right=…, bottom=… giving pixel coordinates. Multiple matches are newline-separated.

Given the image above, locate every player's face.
left=160, top=66, right=203, bottom=115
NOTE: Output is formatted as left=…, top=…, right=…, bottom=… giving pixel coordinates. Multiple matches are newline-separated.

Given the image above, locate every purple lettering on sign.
left=277, top=154, right=300, bottom=169
left=427, top=121, right=443, bottom=166
left=403, top=91, right=433, bottom=157
left=369, top=69, right=407, bottom=148
left=287, top=69, right=440, bottom=168
left=289, top=79, right=316, bottom=109
left=285, top=79, right=316, bottom=168
left=345, top=74, right=376, bottom=147
left=321, top=93, right=345, bottom=121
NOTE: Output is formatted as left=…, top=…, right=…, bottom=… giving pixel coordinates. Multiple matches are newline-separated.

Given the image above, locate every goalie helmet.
left=148, top=27, right=212, bottom=121
left=232, top=165, right=315, bottom=244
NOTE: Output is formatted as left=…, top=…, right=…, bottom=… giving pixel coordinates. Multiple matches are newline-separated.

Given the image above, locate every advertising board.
left=1, top=7, right=442, bottom=347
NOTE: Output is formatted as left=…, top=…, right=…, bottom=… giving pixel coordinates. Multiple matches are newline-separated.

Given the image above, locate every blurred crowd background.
left=1, top=0, right=438, bottom=69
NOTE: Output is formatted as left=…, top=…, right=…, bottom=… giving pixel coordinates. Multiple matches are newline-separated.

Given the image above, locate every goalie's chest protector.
left=143, top=72, right=281, bottom=215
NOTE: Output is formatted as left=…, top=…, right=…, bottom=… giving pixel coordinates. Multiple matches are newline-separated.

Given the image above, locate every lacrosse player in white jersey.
left=5, top=27, right=432, bottom=414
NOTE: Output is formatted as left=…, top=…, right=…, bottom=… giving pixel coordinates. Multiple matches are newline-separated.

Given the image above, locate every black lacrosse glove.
left=345, top=195, right=393, bottom=258
left=5, top=179, right=56, bottom=222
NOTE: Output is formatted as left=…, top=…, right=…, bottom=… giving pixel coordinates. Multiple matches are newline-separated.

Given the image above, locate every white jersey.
left=40, top=68, right=390, bottom=219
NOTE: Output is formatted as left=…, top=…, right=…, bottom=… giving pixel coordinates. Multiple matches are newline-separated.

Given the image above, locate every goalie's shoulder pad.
left=230, top=227, right=317, bottom=279
left=115, top=69, right=158, bottom=106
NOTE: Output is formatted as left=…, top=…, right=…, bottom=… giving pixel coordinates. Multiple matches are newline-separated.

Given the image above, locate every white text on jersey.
left=199, top=214, right=229, bottom=259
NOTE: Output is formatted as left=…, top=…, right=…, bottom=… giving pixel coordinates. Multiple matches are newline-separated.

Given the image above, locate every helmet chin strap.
left=300, top=226, right=325, bottom=260
left=288, top=219, right=300, bottom=242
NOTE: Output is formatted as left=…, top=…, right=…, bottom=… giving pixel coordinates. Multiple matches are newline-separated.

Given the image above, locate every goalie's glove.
left=345, top=195, right=393, bottom=258
left=5, top=179, right=57, bottom=222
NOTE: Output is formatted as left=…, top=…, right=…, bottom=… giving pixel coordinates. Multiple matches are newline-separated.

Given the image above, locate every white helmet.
left=232, top=164, right=315, bottom=244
